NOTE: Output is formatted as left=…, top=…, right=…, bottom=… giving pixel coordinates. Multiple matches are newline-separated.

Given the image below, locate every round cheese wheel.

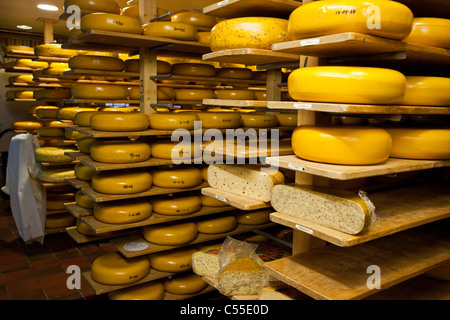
left=58, top=107, right=97, bottom=120
left=142, top=221, right=198, bottom=246
left=74, top=163, right=95, bottom=181
left=68, top=28, right=83, bottom=41
left=150, top=140, right=197, bottom=160
left=69, top=55, right=125, bottom=72
left=214, top=89, right=255, bottom=100
left=15, top=91, right=34, bottom=99
left=157, top=87, right=176, bottom=100
left=235, top=210, right=270, bottom=225
left=174, top=89, right=216, bottom=101
left=74, top=111, right=98, bottom=127
left=151, top=166, right=203, bottom=189
left=13, top=121, right=43, bottom=130
left=108, top=281, right=165, bottom=300
left=200, top=195, right=228, bottom=207
left=38, top=168, right=75, bottom=183
left=292, top=126, right=392, bottom=165
left=81, top=13, right=142, bottom=34
left=64, top=0, right=121, bottom=14
left=275, top=113, right=297, bottom=127
left=171, top=11, right=217, bottom=28
left=127, top=87, right=140, bottom=100
left=148, top=112, right=199, bottom=130
left=75, top=190, right=95, bottom=209
left=50, top=62, right=70, bottom=68
left=15, top=59, right=48, bottom=69
left=386, top=128, right=450, bottom=160
left=196, top=215, right=237, bottom=234
left=172, top=63, right=216, bottom=77
left=90, top=112, right=149, bottom=131
left=403, top=18, right=450, bottom=49
left=35, top=147, right=74, bottom=163
left=71, top=83, right=128, bottom=100
left=34, top=89, right=72, bottom=100
left=254, top=91, right=266, bottom=101
left=94, top=198, right=152, bottom=224
left=149, top=247, right=197, bottom=273
left=91, top=169, right=152, bottom=194
left=124, top=60, right=172, bottom=74
left=42, top=67, right=71, bottom=77
left=197, top=32, right=211, bottom=44
left=196, top=112, right=242, bottom=129
left=216, top=68, right=253, bottom=80
left=45, top=213, right=76, bottom=228
left=288, top=0, right=413, bottom=41
left=76, top=219, right=98, bottom=236
left=91, top=252, right=150, bottom=285
left=240, top=112, right=279, bottom=128
left=402, top=76, right=450, bottom=106
left=14, top=75, right=35, bottom=84
left=77, top=137, right=96, bottom=154
left=5, top=45, right=34, bottom=53
left=90, top=140, right=151, bottom=163
left=35, top=106, right=59, bottom=119
left=37, top=127, right=65, bottom=137
left=45, top=120, right=74, bottom=128
left=34, top=44, right=79, bottom=58
left=121, top=5, right=139, bottom=17
left=142, top=22, right=197, bottom=41
left=163, top=272, right=207, bottom=295
left=151, top=194, right=202, bottom=216
left=288, top=66, right=406, bottom=105
left=65, top=130, right=89, bottom=140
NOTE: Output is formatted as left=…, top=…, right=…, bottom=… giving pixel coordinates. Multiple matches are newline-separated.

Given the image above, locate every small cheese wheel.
left=14, top=75, right=35, bottom=84
left=142, top=22, right=197, bottom=41
left=91, top=252, right=150, bottom=285
left=81, top=13, right=142, bottom=34
left=108, top=281, right=165, bottom=300
left=127, top=86, right=140, bottom=100
left=74, top=111, right=98, bottom=127
left=403, top=18, right=450, bottom=49
left=34, top=44, right=79, bottom=58
left=90, top=140, right=151, bottom=163
left=254, top=91, right=266, bottom=101
left=402, top=76, right=450, bottom=106
left=15, top=91, right=34, bottom=99
left=196, top=215, right=237, bottom=234
left=68, top=28, right=83, bottom=41
left=288, top=66, right=406, bottom=105
left=58, top=107, right=98, bottom=120
left=288, top=0, right=414, bottom=41
left=91, top=169, right=152, bottom=194
left=37, top=127, right=65, bottom=137
left=45, top=120, right=73, bottom=128
left=200, top=195, right=228, bottom=207
left=35, top=106, right=59, bottom=119
left=235, top=211, right=270, bottom=225
left=34, top=89, right=72, bottom=100
left=38, top=168, right=75, bottom=183
left=74, top=163, right=95, bottom=181
left=142, top=221, right=198, bottom=246
left=35, top=147, right=74, bottom=163
left=151, top=194, right=202, bottom=216
left=157, top=87, right=176, bottom=100
left=172, top=63, right=216, bottom=77
left=15, top=59, right=48, bottom=69
left=163, top=272, right=207, bottom=295
left=90, top=112, right=149, bottom=131
left=174, top=89, right=216, bottom=101
left=45, top=213, right=76, bottom=228
left=69, top=55, right=126, bottom=72
left=386, top=128, right=450, bottom=160
left=171, top=11, right=217, bottom=28
left=151, top=166, right=203, bottom=189
left=149, top=247, right=197, bottom=273
left=120, top=5, right=139, bottom=17
left=148, top=112, right=199, bottom=130
left=64, top=0, right=121, bottom=14
left=216, top=68, right=253, bottom=80
left=75, top=190, right=95, bottom=209
left=197, top=32, right=211, bottom=44
left=214, top=89, right=255, bottom=100
left=292, top=126, right=392, bottom=165
left=240, top=112, right=279, bottom=128
left=13, top=121, right=42, bottom=130
left=76, top=219, right=98, bottom=236
left=93, top=198, right=152, bottom=224
left=71, top=83, right=128, bottom=100
left=150, top=140, right=197, bottom=160
left=276, top=113, right=297, bottom=127
left=124, top=59, right=172, bottom=74
left=196, top=112, right=242, bottom=129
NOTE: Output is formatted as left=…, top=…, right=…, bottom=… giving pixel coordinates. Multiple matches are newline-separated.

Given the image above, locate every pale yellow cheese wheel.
left=172, top=63, right=216, bottom=77
left=200, top=194, right=228, bottom=207
left=64, top=0, right=121, bottom=14
left=151, top=194, right=202, bottom=216
left=15, top=59, right=48, bottom=69
left=142, top=22, right=197, bottom=41
left=174, top=89, right=216, bottom=101
left=69, top=55, right=126, bottom=72
left=34, top=44, right=79, bottom=58
left=74, top=163, right=95, bottom=181
left=90, top=112, right=149, bottom=131
left=45, top=213, right=76, bottom=228
left=74, top=111, right=98, bottom=127
left=71, top=83, right=128, bottom=100
left=35, top=106, right=59, bottom=119
left=90, top=140, right=151, bottom=163
left=142, top=221, right=198, bottom=246
left=150, top=140, right=197, bottom=160
left=214, top=89, right=255, bottom=100
left=151, top=166, right=203, bottom=189
left=148, top=112, right=199, bottom=130
left=216, top=68, right=253, bottom=80
left=37, top=127, right=65, bottom=137
left=163, top=272, right=207, bottom=295
left=196, top=215, right=237, bottom=234
left=12, top=121, right=42, bottom=130
left=81, top=13, right=142, bottom=34
left=77, top=137, right=97, bottom=154
left=235, top=210, right=270, bottom=225
left=93, top=198, right=152, bottom=224
left=75, top=190, right=95, bottom=209
left=196, top=112, right=242, bottom=129
left=108, top=281, right=165, bottom=300
left=35, top=147, right=74, bottom=163
left=38, top=168, right=75, bottom=183
left=149, top=247, right=197, bottom=273
left=171, top=11, right=218, bottom=28
left=34, top=89, right=72, bottom=100
left=91, top=169, right=152, bottom=194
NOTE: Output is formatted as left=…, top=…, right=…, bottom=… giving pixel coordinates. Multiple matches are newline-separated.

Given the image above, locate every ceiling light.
left=37, top=4, right=59, bottom=11
left=17, top=25, right=33, bottom=30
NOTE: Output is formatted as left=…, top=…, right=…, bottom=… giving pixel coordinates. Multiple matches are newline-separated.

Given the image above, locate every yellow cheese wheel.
left=14, top=75, right=35, bottom=84
left=71, top=83, right=128, bottom=100
left=174, top=89, right=216, bottom=101
left=64, top=0, right=121, bottom=14
left=151, top=194, right=202, bottom=216
left=91, top=252, right=150, bottom=285
left=76, top=219, right=98, bottom=236
left=252, top=71, right=267, bottom=81
left=91, top=169, right=152, bottom=194
left=276, top=113, right=297, bottom=127
left=120, top=5, right=139, bottom=17
left=196, top=215, right=237, bottom=234
left=89, top=140, right=151, bottom=163
left=15, top=59, right=48, bottom=69
left=172, top=63, right=216, bottom=77
left=74, top=163, right=95, bottom=181
left=386, top=128, right=450, bottom=160
left=142, top=22, right=197, bottom=41
left=74, top=111, right=98, bottom=127
left=5, top=45, right=34, bottom=53
left=403, top=18, right=450, bottom=49
left=81, top=13, right=142, bottom=34
left=148, top=112, right=199, bottom=130
left=45, top=213, right=76, bottom=228
left=46, top=139, right=77, bottom=148
left=235, top=210, right=270, bottom=225
left=34, top=44, right=79, bottom=58
left=90, top=112, right=149, bottom=131
left=65, top=130, right=89, bottom=140
left=34, top=89, right=72, bottom=100
left=58, top=107, right=98, bottom=120
left=35, top=147, right=74, bottom=163
left=15, top=91, right=34, bottom=99
left=151, top=166, right=203, bottom=189
left=68, top=28, right=83, bottom=41
left=200, top=166, right=208, bottom=182
left=214, top=89, right=255, bottom=100
left=37, top=127, right=65, bottom=137
left=288, top=0, right=413, bottom=41
left=163, top=272, right=207, bottom=295
left=210, top=17, right=289, bottom=51
left=216, top=68, right=253, bottom=80
left=402, top=76, right=450, bottom=106
left=240, top=112, right=279, bottom=128
left=35, top=106, right=59, bottom=119
left=50, top=62, right=70, bottom=68
left=288, top=66, right=406, bottom=105
left=44, top=120, right=74, bottom=128
left=171, top=11, right=217, bottom=28
left=38, top=168, right=75, bottom=183
left=292, top=126, right=392, bottom=165
left=93, top=198, right=152, bottom=224
left=196, top=112, right=242, bottom=129
left=197, top=32, right=211, bottom=44
left=108, top=281, right=165, bottom=300
left=142, top=221, right=198, bottom=245
left=12, top=121, right=43, bottom=130
left=69, top=55, right=125, bottom=71
left=150, top=140, right=197, bottom=160
left=42, top=67, right=71, bottom=77
left=127, top=87, right=140, bottom=100
left=124, top=59, right=172, bottom=74
left=157, top=87, right=176, bottom=100
left=200, top=194, right=229, bottom=207
left=149, top=247, right=197, bottom=273
left=75, top=190, right=95, bottom=209
left=99, top=107, right=136, bottom=113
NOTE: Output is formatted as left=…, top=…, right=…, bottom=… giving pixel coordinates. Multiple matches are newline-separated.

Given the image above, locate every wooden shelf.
left=5, top=66, right=35, bottom=73
left=4, top=50, right=35, bottom=59
left=65, top=178, right=90, bottom=190
left=63, top=99, right=140, bottom=105
left=65, top=203, right=91, bottom=218
left=151, top=73, right=266, bottom=85
left=203, top=0, right=300, bottom=18
left=6, top=82, right=72, bottom=89
left=65, top=226, right=136, bottom=244
left=202, top=48, right=300, bottom=66
left=203, top=99, right=268, bottom=108
left=68, top=126, right=174, bottom=138
left=207, top=138, right=293, bottom=159
left=64, top=69, right=139, bottom=79
left=201, top=187, right=272, bottom=211
left=35, top=56, right=70, bottom=63
left=79, top=155, right=175, bottom=172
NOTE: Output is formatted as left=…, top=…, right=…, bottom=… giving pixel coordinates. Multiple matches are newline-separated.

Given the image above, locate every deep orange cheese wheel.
left=142, top=221, right=198, bottom=246
left=91, top=169, right=152, bottom=194
left=151, top=166, right=203, bottom=189
left=93, top=198, right=152, bottom=224
left=151, top=194, right=202, bottom=216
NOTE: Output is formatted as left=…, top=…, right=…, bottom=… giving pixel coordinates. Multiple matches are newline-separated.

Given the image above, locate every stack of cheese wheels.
left=386, top=128, right=450, bottom=160
left=200, top=194, right=228, bottom=207
left=35, top=106, right=59, bottom=119
left=172, top=63, right=216, bottom=77
left=163, top=272, right=208, bottom=295
left=37, top=168, right=75, bottom=183
left=45, top=213, right=76, bottom=228
left=216, top=67, right=253, bottom=80
left=150, top=140, right=198, bottom=161
left=34, top=44, right=79, bottom=57
left=89, top=140, right=151, bottom=163
left=235, top=210, right=271, bottom=225
left=91, top=252, right=150, bottom=285
left=174, top=88, right=216, bottom=101
left=74, top=163, right=95, bottom=181
left=142, top=21, right=197, bottom=41
left=149, top=247, right=197, bottom=273
left=75, top=190, right=95, bottom=209
left=288, top=66, right=406, bottom=104
left=142, top=221, right=198, bottom=245
left=93, top=198, right=152, bottom=224
left=47, top=192, right=74, bottom=211
left=151, top=194, right=202, bottom=216
left=404, top=18, right=450, bottom=49
left=35, top=147, right=75, bottom=163
left=196, top=111, right=242, bottom=129
left=240, top=112, right=279, bottom=128
left=214, top=89, right=255, bottom=100
left=77, top=137, right=97, bottom=154
left=275, top=113, right=297, bottom=127
left=292, top=125, right=392, bottom=165
left=196, top=214, right=237, bottom=234
left=71, top=84, right=128, bottom=100
left=57, top=107, right=98, bottom=121
left=15, top=59, right=48, bottom=69
left=210, top=17, right=289, bottom=51
left=68, top=55, right=126, bottom=71
left=288, top=0, right=414, bottom=40
left=148, top=112, right=199, bottom=130
left=90, top=112, right=149, bottom=131
left=108, top=281, right=165, bottom=300
left=34, top=89, right=72, bottom=100
left=125, top=59, right=172, bottom=74
left=151, top=166, right=203, bottom=189
left=171, top=11, right=218, bottom=28
left=64, top=0, right=121, bottom=14
left=13, top=121, right=42, bottom=131
left=81, top=13, right=142, bottom=34
left=402, top=76, right=450, bottom=106
left=91, top=169, right=152, bottom=194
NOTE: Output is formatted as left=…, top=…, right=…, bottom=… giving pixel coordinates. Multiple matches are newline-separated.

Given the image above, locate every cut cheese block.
left=150, top=140, right=197, bottom=160
left=216, top=68, right=253, bottom=80
left=45, top=212, right=76, bottom=228
left=37, top=127, right=65, bottom=137
left=74, top=163, right=95, bottom=181
left=171, top=11, right=217, bottom=28
left=108, top=281, right=165, bottom=300
left=142, top=22, right=197, bottom=41
left=288, top=66, right=406, bottom=104
left=240, top=112, right=278, bottom=128
left=403, top=18, right=450, bottom=49
left=288, top=0, right=413, bottom=40
left=142, top=221, right=198, bottom=246
left=151, top=166, right=203, bottom=189
left=148, top=112, right=199, bottom=130
left=214, top=89, right=255, bottom=100
left=74, top=111, right=98, bottom=127
left=58, top=107, right=98, bottom=120
left=76, top=190, right=95, bottom=209
left=69, top=55, right=125, bottom=71
left=34, top=44, right=79, bottom=58
left=35, top=106, right=59, bottom=119
left=235, top=210, right=270, bottom=225
left=386, top=128, right=450, bottom=160
left=77, top=137, right=97, bottom=154
left=271, top=184, right=374, bottom=235
left=196, top=111, right=242, bottom=129
left=149, top=247, right=197, bottom=273
left=90, top=112, right=149, bottom=131
left=172, top=63, right=216, bottom=77
left=89, top=140, right=151, bottom=163
left=211, top=17, right=289, bottom=51
left=151, top=194, right=202, bottom=216
left=15, top=59, right=48, bottom=69
left=35, top=147, right=75, bottom=163
left=163, top=272, right=208, bottom=295
left=174, top=89, right=216, bottom=101
left=93, top=198, right=152, bottom=224
left=71, top=83, right=128, bottom=100
left=275, top=113, right=297, bottom=127
left=200, top=194, right=228, bottom=207
left=207, top=164, right=285, bottom=202
left=291, top=125, right=392, bottom=165
left=196, top=215, right=237, bottom=234
left=81, top=13, right=142, bottom=34
left=402, top=76, right=450, bottom=106
left=91, top=169, right=152, bottom=194
left=38, top=168, right=75, bottom=183
left=91, top=252, right=150, bottom=285
left=64, top=0, right=121, bottom=14
left=12, top=122, right=42, bottom=131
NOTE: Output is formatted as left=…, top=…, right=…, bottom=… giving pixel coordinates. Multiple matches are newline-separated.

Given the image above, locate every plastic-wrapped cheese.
left=402, top=76, right=450, bottom=106
left=149, top=247, right=197, bottom=273
left=142, top=22, right=197, bottom=41
left=151, top=194, right=202, bottom=216
left=93, top=198, right=152, bottom=224
left=151, top=166, right=203, bottom=189
left=163, top=272, right=208, bottom=295
left=89, top=140, right=151, bottom=164
left=81, top=13, right=142, bottom=34
left=142, top=221, right=198, bottom=246
left=403, top=18, right=450, bottom=49
left=108, top=281, right=165, bottom=300
left=91, top=169, right=152, bottom=194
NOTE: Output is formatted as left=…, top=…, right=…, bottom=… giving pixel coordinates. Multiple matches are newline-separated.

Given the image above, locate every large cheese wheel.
left=163, top=272, right=207, bottom=295
left=71, top=83, right=128, bottom=100
left=150, top=140, right=197, bottom=160
left=151, top=194, right=202, bottom=216
left=292, top=126, right=392, bottom=165
left=91, top=252, right=150, bottom=285
left=151, top=166, right=203, bottom=189
left=35, top=106, right=59, bottom=119
left=69, top=55, right=125, bottom=71
left=34, top=44, right=79, bottom=58
left=64, top=0, right=121, bottom=14
left=91, top=169, right=152, bottom=194
left=108, top=281, right=165, bottom=300
left=37, top=127, right=65, bottom=137
left=235, top=210, right=270, bottom=225
left=142, top=22, right=197, bottom=41
left=157, top=87, right=176, bottom=100
left=35, top=147, right=74, bottom=163
left=196, top=112, right=242, bottom=129
left=12, top=121, right=42, bottom=130
left=402, top=76, right=450, bottom=106
left=89, top=140, right=151, bottom=163
left=148, top=112, right=199, bottom=130
left=211, top=17, right=289, bottom=51
left=214, top=89, right=255, bottom=100
left=15, top=59, right=48, bottom=69
left=142, top=221, right=198, bottom=246
left=171, top=11, right=217, bottom=28
left=74, top=111, right=98, bottom=127
left=58, top=107, right=97, bottom=120
left=172, top=63, right=216, bottom=77
left=81, top=13, right=142, bottom=34
left=93, top=198, right=152, bottom=224
left=34, top=89, right=72, bottom=100
left=288, top=66, right=406, bottom=105
left=90, top=112, right=149, bottom=131
left=240, top=112, right=278, bottom=128
left=200, top=194, right=228, bottom=207
left=403, top=18, right=450, bottom=49
left=216, top=68, right=253, bottom=80
left=174, top=89, right=216, bottom=101
left=288, top=0, right=413, bottom=41
left=149, top=247, right=197, bottom=273
left=276, top=113, right=297, bottom=127
left=196, top=215, right=237, bottom=234
left=74, top=163, right=95, bottom=181
left=45, top=213, right=76, bottom=228
left=75, top=190, right=95, bottom=209
left=38, top=168, right=75, bottom=183
left=385, top=128, right=450, bottom=160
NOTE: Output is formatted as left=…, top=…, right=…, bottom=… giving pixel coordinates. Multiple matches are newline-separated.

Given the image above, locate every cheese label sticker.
left=217, top=0, right=229, bottom=7
left=300, top=38, right=320, bottom=46
left=123, top=242, right=149, bottom=252
left=215, top=195, right=228, bottom=203
left=295, top=224, right=313, bottom=235
left=288, top=163, right=305, bottom=172
left=293, top=103, right=312, bottom=110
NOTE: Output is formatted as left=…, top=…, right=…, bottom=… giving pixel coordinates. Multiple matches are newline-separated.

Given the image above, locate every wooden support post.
left=265, top=69, right=282, bottom=101
left=36, top=18, right=59, bottom=44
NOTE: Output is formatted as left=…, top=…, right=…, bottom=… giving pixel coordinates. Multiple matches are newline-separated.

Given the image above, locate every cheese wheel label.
left=123, top=242, right=149, bottom=252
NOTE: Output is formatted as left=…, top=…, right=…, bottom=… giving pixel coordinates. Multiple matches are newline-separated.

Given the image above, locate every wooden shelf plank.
left=201, top=187, right=272, bottom=211
left=202, top=48, right=300, bottom=66
left=265, top=155, right=450, bottom=181
left=270, top=181, right=450, bottom=247
left=6, top=82, right=72, bottom=89
left=203, top=0, right=300, bottom=18
left=203, top=99, right=268, bottom=108
left=71, top=126, right=175, bottom=138
left=65, top=226, right=136, bottom=244
left=64, top=69, right=139, bottom=79
left=79, top=156, right=175, bottom=172
left=65, top=203, right=92, bottom=218
left=35, top=56, right=70, bottom=63
left=63, top=99, right=140, bottom=105
left=152, top=73, right=266, bottom=85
